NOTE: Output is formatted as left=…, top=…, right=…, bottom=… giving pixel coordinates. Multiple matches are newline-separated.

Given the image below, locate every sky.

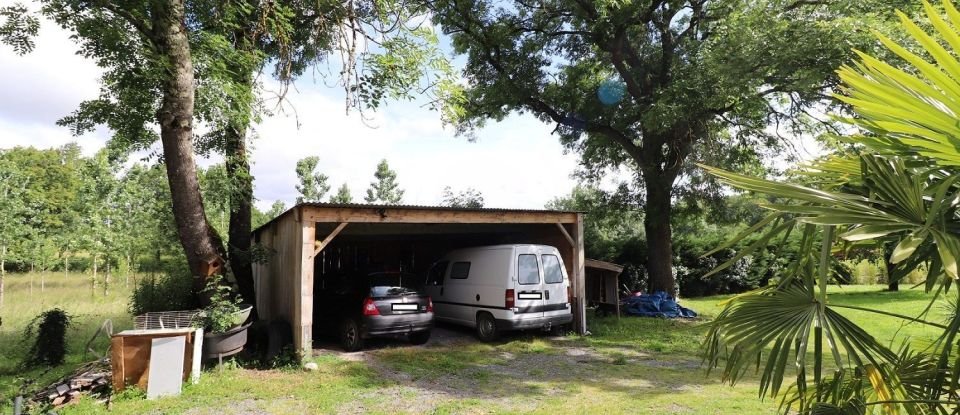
left=0, top=15, right=582, bottom=212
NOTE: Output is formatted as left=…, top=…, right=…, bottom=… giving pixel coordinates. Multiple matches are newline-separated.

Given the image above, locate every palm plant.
left=701, top=1, right=960, bottom=413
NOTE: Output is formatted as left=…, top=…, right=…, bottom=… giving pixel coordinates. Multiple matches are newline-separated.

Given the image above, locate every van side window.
left=542, top=255, right=563, bottom=284
left=450, top=262, right=471, bottom=279
left=427, top=261, right=448, bottom=286
left=518, top=254, right=540, bottom=285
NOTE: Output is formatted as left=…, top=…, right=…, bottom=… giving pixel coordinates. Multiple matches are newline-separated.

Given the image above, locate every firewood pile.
left=33, top=359, right=111, bottom=407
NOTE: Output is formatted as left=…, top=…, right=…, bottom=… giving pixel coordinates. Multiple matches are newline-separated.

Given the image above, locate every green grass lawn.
left=0, top=272, right=135, bottom=407
left=0, top=274, right=947, bottom=414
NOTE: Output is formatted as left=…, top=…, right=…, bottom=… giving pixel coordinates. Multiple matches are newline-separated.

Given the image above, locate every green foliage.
left=295, top=156, right=330, bottom=204
left=701, top=2, right=960, bottom=412
left=427, top=0, right=908, bottom=294
left=548, top=186, right=798, bottom=297
left=0, top=145, right=184, bottom=276
left=330, top=183, right=353, bottom=204
left=200, top=275, right=243, bottom=333
left=835, top=1, right=960, bottom=167
left=129, top=265, right=197, bottom=316
left=0, top=3, right=37, bottom=55
left=440, top=186, right=484, bottom=208
left=22, top=308, right=71, bottom=368
left=199, top=164, right=233, bottom=238
left=364, top=159, right=404, bottom=204
left=548, top=185, right=645, bottom=262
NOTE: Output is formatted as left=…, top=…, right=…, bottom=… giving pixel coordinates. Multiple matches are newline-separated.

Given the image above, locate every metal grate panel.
left=134, top=310, right=203, bottom=330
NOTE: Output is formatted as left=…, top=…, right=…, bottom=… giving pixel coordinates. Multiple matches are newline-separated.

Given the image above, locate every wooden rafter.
left=556, top=223, right=576, bottom=248
left=313, top=222, right=348, bottom=257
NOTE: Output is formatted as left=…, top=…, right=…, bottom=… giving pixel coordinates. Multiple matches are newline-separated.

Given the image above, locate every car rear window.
left=368, top=273, right=419, bottom=297
left=542, top=254, right=563, bottom=284
left=518, top=254, right=540, bottom=285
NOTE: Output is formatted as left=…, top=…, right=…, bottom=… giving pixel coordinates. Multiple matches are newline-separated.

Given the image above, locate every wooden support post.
left=572, top=214, right=587, bottom=335
left=313, top=222, right=348, bottom=257
left=294, top=218, right=316, bottom=359
left=614, top=273, right=621, bottom=319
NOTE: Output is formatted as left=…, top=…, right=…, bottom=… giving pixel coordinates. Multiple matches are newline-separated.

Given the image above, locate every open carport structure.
left=251, top=203, right=587, bottom=356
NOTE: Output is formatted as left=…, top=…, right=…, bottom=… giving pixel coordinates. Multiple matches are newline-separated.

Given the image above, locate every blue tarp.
left=622, top=291, right=697, bottom=318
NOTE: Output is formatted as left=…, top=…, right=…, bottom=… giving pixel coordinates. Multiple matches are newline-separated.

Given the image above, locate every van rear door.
left=540, top=251, right=571, bottom=322
left=515, top=249, right=545, bottom=322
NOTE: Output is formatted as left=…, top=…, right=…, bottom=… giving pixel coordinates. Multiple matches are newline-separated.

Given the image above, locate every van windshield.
left=367, top=273, right=419, bottom=297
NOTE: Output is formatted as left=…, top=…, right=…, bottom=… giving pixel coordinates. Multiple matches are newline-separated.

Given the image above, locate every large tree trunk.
left=221, top=38, right=257, bottom=313
left=638, top=127, right=692, bottom=297
left=225, top=125, right=257, bottom=312
left=644, top=171, right=676, bottom=295
left=153, top=0, right=226, bottom=293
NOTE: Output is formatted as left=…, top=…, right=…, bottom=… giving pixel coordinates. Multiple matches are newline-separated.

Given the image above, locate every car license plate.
left=392, top=303, right=418, bottom=311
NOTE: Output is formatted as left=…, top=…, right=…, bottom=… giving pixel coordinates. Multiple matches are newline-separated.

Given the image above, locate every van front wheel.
left=476, top=312, right=499, bottom=342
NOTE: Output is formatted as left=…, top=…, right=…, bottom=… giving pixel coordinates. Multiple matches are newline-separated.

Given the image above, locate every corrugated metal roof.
left=252, top=202, right=583, bottom=234
left=297, top=202, right=579, bottom=214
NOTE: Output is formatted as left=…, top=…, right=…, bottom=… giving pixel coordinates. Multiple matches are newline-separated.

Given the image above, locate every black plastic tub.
left=202, top=323, right=251, bottom=359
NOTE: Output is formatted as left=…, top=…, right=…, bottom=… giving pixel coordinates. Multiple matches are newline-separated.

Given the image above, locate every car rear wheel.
left=409, top=330, right=431, bottom=345
left=475, top=312, right=499, bottom=342
left=339, top=318, right=364, bottom=352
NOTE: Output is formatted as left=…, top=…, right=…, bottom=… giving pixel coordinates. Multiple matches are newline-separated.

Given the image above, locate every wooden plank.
left=585, top=258, right=624, bottom=274
left=572, top=213, right=587, bottom=335
left=615, top=273, right=621, bottom=319
left=265, top=214, right=300, bottom=327
left=110, top=336, right=124, bottom=392
left=313, top=222, right=348, bottom=257
left=555, top=223, right=575, bottom=248
left=303, top=206, right=578, bottom=225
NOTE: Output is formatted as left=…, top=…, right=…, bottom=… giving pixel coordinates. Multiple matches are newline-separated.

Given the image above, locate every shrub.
left=676, top=248, right=762, bottom=298
left=129, top=263, right=197, bottom=316
left=849, top=259, right=883, bottom=285
left=200, top=275, right=242, bottom=333
left=22, top=308, right=72, bottom=368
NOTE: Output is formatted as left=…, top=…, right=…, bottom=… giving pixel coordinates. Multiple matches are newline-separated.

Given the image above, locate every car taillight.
left=362, top=297, right=380, bottom=316
left=505, top=289, right=515, bottom=309
left=427, top=297, right=434, bottom=313
left=567, top=286, right=572, bottom=304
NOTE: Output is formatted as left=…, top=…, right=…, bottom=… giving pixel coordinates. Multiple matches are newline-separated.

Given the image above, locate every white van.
left=424, top=244, right=573, bottom=341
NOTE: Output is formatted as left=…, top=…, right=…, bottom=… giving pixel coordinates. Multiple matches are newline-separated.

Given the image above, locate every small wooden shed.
left=584, top=259, right=624, bottom=318
left=251, top=203, right=588, bottom=356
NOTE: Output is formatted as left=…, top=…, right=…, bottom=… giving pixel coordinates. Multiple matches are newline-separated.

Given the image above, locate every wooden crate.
left=110, top=328, right=198, bottom=392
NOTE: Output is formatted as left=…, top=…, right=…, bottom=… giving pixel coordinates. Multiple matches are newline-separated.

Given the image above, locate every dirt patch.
left=314, top=326, right=706, bottom=414
left=183, top=398, right=305, bottom=415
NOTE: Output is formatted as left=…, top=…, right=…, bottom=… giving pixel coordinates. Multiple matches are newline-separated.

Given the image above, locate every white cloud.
left=0, top=17, right=581, bottom=212
left=249, top=87, right=580, bottom=210
left=0, top=14, right=106, bottom=154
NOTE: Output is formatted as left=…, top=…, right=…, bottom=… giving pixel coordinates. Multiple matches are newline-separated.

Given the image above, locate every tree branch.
left=444, top=0, right=647, bottom=167
left=94, top=1, right=155, bottom=48
left=784, top=0, right=829, bottom=12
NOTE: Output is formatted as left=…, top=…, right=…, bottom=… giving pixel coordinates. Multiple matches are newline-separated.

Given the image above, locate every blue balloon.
left=597, top=79, right=626, bottom=105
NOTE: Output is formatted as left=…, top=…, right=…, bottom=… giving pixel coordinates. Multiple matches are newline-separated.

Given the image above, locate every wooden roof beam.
left=302, top=206, right=578, bottom=224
